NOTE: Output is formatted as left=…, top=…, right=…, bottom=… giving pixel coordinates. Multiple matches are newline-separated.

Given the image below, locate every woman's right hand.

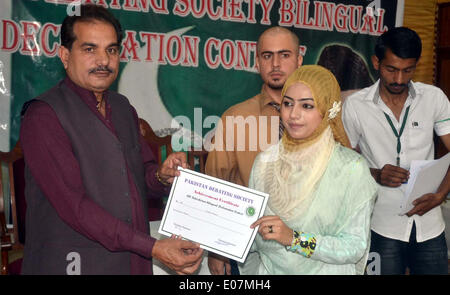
left=251, top=215, right=293, bottom=246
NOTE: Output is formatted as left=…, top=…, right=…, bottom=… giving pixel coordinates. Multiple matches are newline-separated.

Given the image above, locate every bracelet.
left=286, top=230, right=317, bottom=258
left=155, top=170, right=171, bottom=187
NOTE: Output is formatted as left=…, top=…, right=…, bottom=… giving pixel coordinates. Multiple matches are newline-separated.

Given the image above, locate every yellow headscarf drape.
left=260, top=65, right=352, bottom=220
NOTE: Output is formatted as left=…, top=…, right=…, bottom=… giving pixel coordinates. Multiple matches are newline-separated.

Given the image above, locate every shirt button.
left=124, top=192, right=129, bottom=197
left=121, top=168, right=126, bottom=175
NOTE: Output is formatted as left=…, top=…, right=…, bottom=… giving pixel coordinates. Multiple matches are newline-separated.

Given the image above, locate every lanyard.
left=383, top=106, right=410, bottom=166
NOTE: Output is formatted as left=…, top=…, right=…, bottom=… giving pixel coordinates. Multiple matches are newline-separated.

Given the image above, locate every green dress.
left=239, top=143, right=378, bottom=275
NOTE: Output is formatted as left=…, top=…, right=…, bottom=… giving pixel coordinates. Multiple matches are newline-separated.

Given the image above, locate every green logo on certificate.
left=246, top=206, right=255, bottom=217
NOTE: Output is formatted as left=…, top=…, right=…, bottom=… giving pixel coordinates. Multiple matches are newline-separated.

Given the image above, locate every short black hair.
left=60, top=4, right=123, bottom=50
left=375, top=27, right=422, bottom=61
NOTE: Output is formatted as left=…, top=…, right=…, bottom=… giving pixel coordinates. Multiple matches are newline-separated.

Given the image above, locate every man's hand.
left=371, top=164, right=409, bottom=187
left=158, top=152, right=188, bottom=185
left=406, top=193, right=446, bottom=217
left=152, top=236, right=204, bottom=275
left=207, top=252, right=231, bottom=275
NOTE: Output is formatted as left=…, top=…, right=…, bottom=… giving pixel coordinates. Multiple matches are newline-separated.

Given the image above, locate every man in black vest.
left=19, top=4, right=203, bottom=275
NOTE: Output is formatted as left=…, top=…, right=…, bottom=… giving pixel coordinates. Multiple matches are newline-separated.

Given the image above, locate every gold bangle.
left=155, top=170, right=171, bottom=187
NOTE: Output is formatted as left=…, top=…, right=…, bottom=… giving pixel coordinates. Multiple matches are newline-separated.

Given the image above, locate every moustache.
left=389, top=83, right=407, bottom=88
left=270, top=70, right=283, bottom=75
left=89, top=66, right=113, bottom=74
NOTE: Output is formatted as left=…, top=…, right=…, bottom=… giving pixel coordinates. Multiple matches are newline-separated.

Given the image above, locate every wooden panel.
left=438, top=4, right=450, bottom=48
left=438, top=57, right=450, bottom=97
left=435, top=4, right=450, bottom=158
left=404, top=0, right=437, bottom=84
left=437, top=4, right=450, bottom=99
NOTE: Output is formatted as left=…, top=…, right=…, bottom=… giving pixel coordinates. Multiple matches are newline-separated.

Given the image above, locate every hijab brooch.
left=328, top=101, right=341, bottom=120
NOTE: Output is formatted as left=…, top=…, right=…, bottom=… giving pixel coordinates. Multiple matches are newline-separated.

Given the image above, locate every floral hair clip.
left=328, top=101, right=341, bottom=120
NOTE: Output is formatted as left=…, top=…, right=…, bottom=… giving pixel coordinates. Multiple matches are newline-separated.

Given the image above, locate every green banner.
left=0, top=0, right=404, bottom=152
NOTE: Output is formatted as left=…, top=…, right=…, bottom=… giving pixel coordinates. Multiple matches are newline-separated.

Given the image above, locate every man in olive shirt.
left=205, top=27, right=303, bottom=274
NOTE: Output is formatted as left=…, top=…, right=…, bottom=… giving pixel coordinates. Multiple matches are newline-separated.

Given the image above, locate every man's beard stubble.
left=386, top=82, right=408, bottom=95
left=267, top=79, right=284, bottom=90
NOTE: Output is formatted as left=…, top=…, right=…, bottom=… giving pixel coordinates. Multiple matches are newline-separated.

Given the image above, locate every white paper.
left=400, top=152, right=450, bottom=214
left=158, top=167, right=269, bottom=263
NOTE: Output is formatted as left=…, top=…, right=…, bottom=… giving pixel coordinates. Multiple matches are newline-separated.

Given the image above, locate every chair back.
left=187, top=149, right=208, bottom=174
left=138, top=118, right=173, bottom=165
left=0, top=141, right=25, bottom=274
left=138, top=118, right=173, bottom=221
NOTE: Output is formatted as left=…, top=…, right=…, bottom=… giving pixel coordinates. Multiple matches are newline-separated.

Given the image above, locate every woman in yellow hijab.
left=239, top=65, right=378, bottom=275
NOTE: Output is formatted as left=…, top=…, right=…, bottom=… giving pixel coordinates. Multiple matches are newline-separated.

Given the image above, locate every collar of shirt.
left=367, top=80, right=420, bottom=122
left=369, top=80, right=419, bottom=105
left=259, top=84, right=281, bottom=113
left=63, top=76, right=114, bottom=131
left=64, top=77, right=107, bottom=109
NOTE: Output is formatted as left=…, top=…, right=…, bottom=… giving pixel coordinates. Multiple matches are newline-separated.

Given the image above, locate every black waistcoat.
left=21, top=81, right=149, bottom=274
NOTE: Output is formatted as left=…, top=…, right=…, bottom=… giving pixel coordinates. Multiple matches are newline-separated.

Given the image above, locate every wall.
left=403, top=0, right=450, bottom=84
left=403, top=0, right=437, bottom=84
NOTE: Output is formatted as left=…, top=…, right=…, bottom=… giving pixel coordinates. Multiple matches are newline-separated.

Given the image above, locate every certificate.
left=158, top=167, right=269, bottom=263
